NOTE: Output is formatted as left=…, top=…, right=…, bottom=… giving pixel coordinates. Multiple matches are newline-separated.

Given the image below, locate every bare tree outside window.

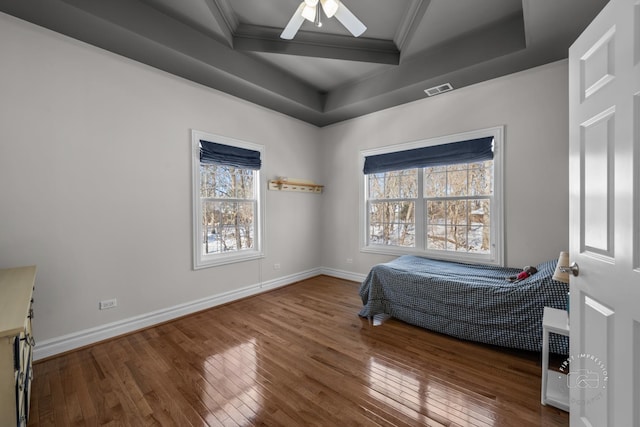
left=200, top=164, right=256, bottom=254
left=366, top=160, right=493, bottom=255
left=425, top=161, right=493, bottom=253
left=368, top=169, right=417, bottom=247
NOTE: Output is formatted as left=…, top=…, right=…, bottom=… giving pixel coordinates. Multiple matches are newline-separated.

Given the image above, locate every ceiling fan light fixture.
left=280, top=0, right=366, bottom=39
left=320, top=0, right=339, bottom=18
left=301, top=4, right=316, bottom=22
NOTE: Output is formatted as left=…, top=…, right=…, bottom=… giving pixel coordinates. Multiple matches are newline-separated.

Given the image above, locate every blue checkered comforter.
left=359, top=255, right=569, bottom=354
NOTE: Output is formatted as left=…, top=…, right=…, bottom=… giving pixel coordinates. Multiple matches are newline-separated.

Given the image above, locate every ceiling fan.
left=280, top=0, right=367, bottom=40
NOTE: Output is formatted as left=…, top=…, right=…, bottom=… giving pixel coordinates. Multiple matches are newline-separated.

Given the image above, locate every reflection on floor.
left=27, top=275, right=568, bottom=426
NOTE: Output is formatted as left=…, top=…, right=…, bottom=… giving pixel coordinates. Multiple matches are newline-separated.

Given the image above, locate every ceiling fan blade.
left=280, top=2, right=307, bottom=40
left=334, top=2, right=366, bottom=37
left=320, top=0, right=339, bottom=18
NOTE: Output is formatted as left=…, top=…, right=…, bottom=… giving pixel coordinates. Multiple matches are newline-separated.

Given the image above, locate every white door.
left=569, top=0, right=640, bottom=425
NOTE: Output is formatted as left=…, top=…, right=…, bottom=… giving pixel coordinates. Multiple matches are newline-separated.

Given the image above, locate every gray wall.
left=320, top=60, right=570, bottom=276
left=0, top=12, right=569, bottom=357
left=0, top=13, right=323, bottom=355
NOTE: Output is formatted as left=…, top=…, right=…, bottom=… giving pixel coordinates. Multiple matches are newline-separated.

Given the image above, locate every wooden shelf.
left=268, top=179, right=323, bottom=194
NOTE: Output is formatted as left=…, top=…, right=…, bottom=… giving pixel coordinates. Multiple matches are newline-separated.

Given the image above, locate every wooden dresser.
left=0, top=266, right=36, bottom=427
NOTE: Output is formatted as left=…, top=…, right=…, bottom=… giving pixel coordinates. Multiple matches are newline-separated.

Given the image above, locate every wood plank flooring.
left=27, top=275, right=568, bottom=426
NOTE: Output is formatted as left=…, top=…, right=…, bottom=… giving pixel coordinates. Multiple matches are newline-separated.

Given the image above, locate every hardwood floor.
left=27, top=275, right=568, bottom=426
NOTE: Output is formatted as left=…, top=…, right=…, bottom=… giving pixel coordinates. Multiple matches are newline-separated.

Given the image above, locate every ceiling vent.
left=424, top=83, right=453, bottom=97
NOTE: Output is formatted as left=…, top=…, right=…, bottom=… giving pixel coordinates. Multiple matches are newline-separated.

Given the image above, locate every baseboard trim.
left=34, top=268, right=322, bottom=360
left=320, top=267, right=367, bottom=283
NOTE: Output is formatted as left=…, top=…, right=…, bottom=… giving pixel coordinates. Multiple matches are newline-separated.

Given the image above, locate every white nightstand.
left=541, top=306, right=570, bottom=412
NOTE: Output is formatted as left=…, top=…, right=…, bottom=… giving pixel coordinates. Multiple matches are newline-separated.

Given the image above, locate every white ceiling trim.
left=393, top=0, right=430, bottom=53
left=202, top=0, right=235, bottom=46
left=209, top=0, right=237, bottom=35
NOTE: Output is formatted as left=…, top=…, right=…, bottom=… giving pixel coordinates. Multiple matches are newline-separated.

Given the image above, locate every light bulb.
left=320, top=0, right=339, bottom=18
left=301, top=4, right=316, bottom=21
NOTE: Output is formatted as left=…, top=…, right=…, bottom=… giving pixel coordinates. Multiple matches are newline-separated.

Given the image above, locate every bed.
left=359, top=255, right=569, bottom=355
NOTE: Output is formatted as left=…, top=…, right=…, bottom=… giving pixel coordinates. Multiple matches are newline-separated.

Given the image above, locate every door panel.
left=581, top=108, right=615, bottom=256
left=578, top=295, right=612, bottom=424
left=635, top=93, right=640, bottom=269
left=635, top=321, right=640, bottom=425
left=635, top=2, right=640, bottom=66
left=581, top=26, right=615, bottom=100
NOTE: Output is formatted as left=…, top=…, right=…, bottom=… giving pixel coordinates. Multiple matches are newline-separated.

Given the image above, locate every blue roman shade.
left=200, top=139, right=262, bottom=170
left=363, top=136, right=494, bottom=174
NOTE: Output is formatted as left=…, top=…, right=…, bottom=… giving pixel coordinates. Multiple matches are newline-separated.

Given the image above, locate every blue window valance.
left=200, top=139, right=262, bottom=170
left=363, top=136, right=494, bottom=174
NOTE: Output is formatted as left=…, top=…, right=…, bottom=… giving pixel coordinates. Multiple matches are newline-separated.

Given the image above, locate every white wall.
left=0, top=13, right=322, bottom=357
left=0, top=12, right=570, bottom=358
left=319, top=60, right=570, bottom=275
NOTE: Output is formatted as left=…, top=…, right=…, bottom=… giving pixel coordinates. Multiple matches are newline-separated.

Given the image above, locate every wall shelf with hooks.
left=268, top=178, right=323, bottom=193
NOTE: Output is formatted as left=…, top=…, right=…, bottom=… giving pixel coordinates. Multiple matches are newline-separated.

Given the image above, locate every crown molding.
left=394, top=0, right=430, bottom=53
left=204, top=0, right=237, bottom=46
left=234, top=24, right=400, bottom=65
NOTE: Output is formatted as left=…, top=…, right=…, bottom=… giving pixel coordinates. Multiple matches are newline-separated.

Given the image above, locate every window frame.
left=192, top=130, right=265, bottom=270
left=360, top=127, right=504, bottom=266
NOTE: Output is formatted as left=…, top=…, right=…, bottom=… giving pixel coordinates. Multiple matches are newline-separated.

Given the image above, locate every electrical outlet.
left=346, top=258, right=353, bottom=264
left=273, top=263, right=281, bottom=270
left=99, top=298, right=117, bottom=310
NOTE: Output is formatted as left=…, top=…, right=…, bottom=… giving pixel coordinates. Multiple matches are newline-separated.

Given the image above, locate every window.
left=424, top=161, right=493, bottom=253
left=192, top=130, right=264, bottom=269
left=361, top=127, right=503, bottom=265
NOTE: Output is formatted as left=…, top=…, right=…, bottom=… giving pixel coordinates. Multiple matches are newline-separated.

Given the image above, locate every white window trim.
left=191, top=130, right=265, bottom=270
left=359, top=126, right=504, bottom=266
